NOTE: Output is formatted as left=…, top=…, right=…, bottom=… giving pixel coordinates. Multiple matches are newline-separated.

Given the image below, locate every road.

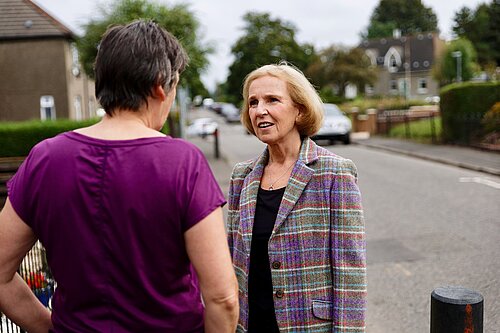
left=188, top=108, right=500, bottom=332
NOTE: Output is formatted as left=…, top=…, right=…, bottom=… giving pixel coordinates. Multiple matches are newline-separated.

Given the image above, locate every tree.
left=77, top=0, right=211, bottom=97
left=224, top=12, right=315, bottom=104
left=306, top=47, right=377, bottom=99
left=452, top=1, right=500, bottom=67
left=432, top=38, right=479, bottom=85
left=362, top=0, right=438, bottom=39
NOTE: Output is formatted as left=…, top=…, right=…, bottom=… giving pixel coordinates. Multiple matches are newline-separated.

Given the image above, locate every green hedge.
left=0, top=119, right=99, bottom=157
left=440, top=82, right=500, bottom=144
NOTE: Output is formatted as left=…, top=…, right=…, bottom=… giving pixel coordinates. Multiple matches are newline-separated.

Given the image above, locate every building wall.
left=0, top=38, right=70, bottom=121
left=0, top=38, right=96, bottom=122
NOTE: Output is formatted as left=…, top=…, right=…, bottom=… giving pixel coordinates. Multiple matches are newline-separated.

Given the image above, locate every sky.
left=33, top=0, right=486, bottom=92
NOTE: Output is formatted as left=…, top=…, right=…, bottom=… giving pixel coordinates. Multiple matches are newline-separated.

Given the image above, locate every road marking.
left=459, top=177, right=500, bottom=189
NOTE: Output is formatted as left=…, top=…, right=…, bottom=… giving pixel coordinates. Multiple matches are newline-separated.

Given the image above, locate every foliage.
left=76, top=0, right=212, bottom=97
left=432, top=38, right=479, bottom=85
left=361, top=0, right=438, bottom=39
left=389, top=116, right=442, bottom=143
left=306, top=47, right=377, bottom=99
left=482, top=102, right=500, bottom=134
left=452, top=0, right=500, bottom=67
left=440, top=81, right=500, bottom=144
left=0, top=119, right=97, bottom=157
left=339, top=97, right=427, bottom=113
left=224, top=12, right=315, bottom=104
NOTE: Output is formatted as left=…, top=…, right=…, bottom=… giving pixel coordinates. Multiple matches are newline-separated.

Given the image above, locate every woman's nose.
left=255, top=103, right=268, bottom=116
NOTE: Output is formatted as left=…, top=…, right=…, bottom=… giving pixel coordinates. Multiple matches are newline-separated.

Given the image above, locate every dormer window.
left=384, top=47, right=402, bottom=73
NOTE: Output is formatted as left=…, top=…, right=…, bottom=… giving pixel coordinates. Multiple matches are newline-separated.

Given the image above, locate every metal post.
left=213, top=128, right=220, bottom=159
left=404, top=114, right=410, bottom=139
left=431, top=286, right=483, bottom=333
left=429, top=112, right=436, bottom=143
left=452, top=51, right=462, bottom=83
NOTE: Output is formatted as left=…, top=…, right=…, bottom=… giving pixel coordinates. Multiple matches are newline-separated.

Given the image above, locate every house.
left=0, top=0, right=97, bottom=122
left=359, top=31, right=446, bottom=100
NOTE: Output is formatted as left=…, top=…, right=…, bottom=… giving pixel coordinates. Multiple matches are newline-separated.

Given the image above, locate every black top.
left=248, top=186, right=285, bottom=333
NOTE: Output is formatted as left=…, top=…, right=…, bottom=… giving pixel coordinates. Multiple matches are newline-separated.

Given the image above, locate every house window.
left=389, top=80, right=398, bottom=94
left=418, top=78, right=428, bottom=94
left=365, top=84, right=374, bottom=95
left=384, top=47, right=402, bottom=73
left=40, top=95, right=56, bottom=121
left=74, top=95, right=83, bottom=120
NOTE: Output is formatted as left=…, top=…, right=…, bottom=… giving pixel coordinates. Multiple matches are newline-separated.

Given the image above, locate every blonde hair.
left=241, top=62, right=324, bottom=137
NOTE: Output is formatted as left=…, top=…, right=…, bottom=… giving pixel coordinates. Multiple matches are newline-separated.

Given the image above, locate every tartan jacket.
left=227, top=137, right=366, bottom=333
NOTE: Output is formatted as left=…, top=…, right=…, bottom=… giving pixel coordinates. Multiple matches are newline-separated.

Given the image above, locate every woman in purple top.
left=0, top=20, right=238, bottom=332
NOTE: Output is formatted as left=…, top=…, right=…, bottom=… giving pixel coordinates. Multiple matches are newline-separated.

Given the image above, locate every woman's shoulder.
left=310, top=143, right=358, bottom=176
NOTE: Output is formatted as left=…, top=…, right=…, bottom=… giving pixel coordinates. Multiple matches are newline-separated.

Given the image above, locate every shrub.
left=482, top=102, right=500, bottom=134
left=0, top=119, right=99, bottom=157
left=440, top=82, right=500, bottom=144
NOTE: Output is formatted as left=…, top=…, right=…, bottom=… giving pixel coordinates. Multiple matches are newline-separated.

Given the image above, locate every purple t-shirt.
left=7, top=131, right=226, bottom=332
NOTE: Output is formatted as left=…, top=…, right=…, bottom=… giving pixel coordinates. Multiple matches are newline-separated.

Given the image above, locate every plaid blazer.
left=227, top=138, right=366, bottom=333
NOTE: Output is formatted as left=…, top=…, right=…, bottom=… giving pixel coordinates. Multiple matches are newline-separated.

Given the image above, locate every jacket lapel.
left=240, top=150, right=268, bottom=252
left=273, top=138, right=318, bottom=232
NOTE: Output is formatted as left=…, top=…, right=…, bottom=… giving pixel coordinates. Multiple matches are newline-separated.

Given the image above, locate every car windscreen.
left=323, top=105, right=343, bottom=117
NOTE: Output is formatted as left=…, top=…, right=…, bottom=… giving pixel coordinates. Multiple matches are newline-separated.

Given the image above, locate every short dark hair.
left=95, top=20, right=188, bottom=115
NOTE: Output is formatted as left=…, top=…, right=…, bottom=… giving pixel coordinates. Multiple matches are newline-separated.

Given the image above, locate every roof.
left=0, top=0, right=74, bottom=41
left=359, top=32, right=439, bottom=73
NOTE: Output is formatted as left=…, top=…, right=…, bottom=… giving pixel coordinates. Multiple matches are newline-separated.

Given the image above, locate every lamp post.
left=451, top=51, right=462, bottom=83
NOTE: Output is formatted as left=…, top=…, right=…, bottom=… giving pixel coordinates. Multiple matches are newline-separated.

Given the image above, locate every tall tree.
left=77, top=0, right=211, bottom=97
left=306, top=47, right=377, bottom=99
left=452, top=1, right=500, bottom=67
left=362, top=0, right=438, bottom=39
left=432, top=38, right=479, bottom=85
left=224, top=12, right=315, bottom=104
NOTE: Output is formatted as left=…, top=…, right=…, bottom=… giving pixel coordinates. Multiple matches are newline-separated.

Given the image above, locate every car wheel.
left=342, top=134, right=351, bottom=145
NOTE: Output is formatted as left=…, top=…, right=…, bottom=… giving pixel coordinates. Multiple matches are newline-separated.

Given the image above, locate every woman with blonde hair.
left=227, top=62, right=366, bottom=332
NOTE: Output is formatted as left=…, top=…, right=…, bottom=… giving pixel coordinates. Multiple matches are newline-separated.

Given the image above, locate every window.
left=389, top=80, right=398, bottom=93
left=365, top=84, right=374, bottom=95
left=418, top=78, right=428, bottom=94
left=384, top=47, right=402, bottom=73
left=74, top=95, right=82, bottom=120
left=40, top=96, right=56, bottom=121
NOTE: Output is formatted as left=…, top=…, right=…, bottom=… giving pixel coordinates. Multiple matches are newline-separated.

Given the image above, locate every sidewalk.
left=351, top=135, right=500, bottom=176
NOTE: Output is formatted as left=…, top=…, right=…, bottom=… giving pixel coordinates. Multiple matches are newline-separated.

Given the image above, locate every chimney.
left=393, top=29, right=401, bottom=38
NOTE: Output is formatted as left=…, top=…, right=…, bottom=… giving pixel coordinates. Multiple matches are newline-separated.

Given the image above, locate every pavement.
left=188, top=131, right=500, bottom=188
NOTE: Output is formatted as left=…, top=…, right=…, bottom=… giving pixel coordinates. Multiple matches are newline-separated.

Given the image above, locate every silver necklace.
left=267, top=161, right=295, bottom=190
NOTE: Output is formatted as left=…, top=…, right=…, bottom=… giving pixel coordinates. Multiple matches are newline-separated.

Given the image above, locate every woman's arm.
left=0, top=199, right=53, bottom=333
left=185, top=207, right=239, bottom=333
left=330, top=159, right=367, bottom=333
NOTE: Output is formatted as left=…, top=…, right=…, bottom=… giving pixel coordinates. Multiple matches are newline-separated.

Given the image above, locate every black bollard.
left=431, top=286, right=483, bottom=333
left=213, top=128, right=220, bottom=159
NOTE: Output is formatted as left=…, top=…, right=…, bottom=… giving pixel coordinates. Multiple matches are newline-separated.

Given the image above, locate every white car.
left=312, top=103, right=351, bottom=144
left=186, top=118, right=218, bottom=138
left=220, top=103, right=241, bottom=123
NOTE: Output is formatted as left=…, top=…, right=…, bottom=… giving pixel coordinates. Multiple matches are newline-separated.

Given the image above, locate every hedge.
left=0, top=118, right=175, bottom=157
left=440, top=82, right=500, bottom=144
left=0, top=119, right=99, bottom=157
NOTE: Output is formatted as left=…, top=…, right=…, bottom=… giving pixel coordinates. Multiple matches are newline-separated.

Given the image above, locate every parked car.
left=186, top=118, right=218, bottom=138
left=220, top=103, right=241, bottom=123
left=312, top=103, right=351, bottom=144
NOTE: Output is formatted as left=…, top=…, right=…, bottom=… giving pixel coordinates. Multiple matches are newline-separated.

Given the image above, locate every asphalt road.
left=188, top=108, right=500, bottom=332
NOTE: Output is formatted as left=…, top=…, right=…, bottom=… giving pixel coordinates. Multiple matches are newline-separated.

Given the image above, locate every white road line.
left=459, top=177, right=500, bottom=189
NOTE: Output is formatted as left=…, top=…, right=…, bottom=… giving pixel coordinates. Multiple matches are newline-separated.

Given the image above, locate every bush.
left=440, top=82, right=500, bottom=144
left=0, top=119, right=99, bottom=157
left=482, top=102, right=500, bottom=134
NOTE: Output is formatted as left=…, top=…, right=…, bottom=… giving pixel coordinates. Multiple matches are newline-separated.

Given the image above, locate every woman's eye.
left=270, top=97, right=279, bottom=103
left=249, top=100, right=258, bottom=107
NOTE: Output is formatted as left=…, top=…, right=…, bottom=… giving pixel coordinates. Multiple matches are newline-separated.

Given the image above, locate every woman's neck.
left=267, top=134, right=301, bottom=165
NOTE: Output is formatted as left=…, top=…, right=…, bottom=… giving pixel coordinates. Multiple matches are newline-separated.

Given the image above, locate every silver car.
left=312, top=103, right=351, bottom=144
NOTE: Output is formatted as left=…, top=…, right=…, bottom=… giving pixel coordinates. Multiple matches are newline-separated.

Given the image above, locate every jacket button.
left=275, top=290, right=284, bottom=298
left=272, top=261, right=281, bottom=269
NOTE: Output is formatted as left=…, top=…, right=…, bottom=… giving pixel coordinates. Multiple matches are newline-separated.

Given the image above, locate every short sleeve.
left=181, top=147, right=226, bottom=232
left=6, top=144, right=43, bottom=225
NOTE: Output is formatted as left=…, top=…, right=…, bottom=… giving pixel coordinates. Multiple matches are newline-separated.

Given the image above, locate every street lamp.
left=451, top=51, right=462, bottom=83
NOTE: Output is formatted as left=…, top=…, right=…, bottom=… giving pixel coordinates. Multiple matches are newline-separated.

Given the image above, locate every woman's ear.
left=152, top=84, right=167, bottom=101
